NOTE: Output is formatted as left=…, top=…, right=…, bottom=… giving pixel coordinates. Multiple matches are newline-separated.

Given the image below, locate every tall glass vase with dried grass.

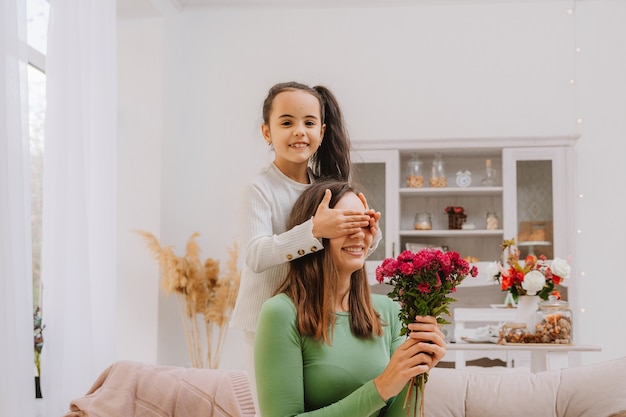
left=137, top=231, right=240, bottom=368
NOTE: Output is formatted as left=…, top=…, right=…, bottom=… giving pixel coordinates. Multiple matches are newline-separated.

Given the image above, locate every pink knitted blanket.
left=64, top=360, right=255, bottom=417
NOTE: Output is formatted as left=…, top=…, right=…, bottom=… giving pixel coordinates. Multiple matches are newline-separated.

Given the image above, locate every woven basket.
left=448, top=213, right=467, bottom=230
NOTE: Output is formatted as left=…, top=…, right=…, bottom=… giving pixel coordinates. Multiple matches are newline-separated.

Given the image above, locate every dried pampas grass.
left=137, top=230, right=240, bottom=368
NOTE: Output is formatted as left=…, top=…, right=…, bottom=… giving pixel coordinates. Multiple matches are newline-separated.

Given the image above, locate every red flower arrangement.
left=444, top=206, right=465, bottom=215
left=375, top=248, right=478, bottom=417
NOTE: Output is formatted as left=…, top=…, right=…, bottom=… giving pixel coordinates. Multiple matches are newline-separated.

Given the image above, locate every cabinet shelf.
left=400, top=229, right=504, bottom=238
left=399, top=186, right=503, bottom=197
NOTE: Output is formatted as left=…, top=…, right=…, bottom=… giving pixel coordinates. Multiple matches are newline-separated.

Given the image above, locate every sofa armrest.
left=64, top=361, right=255, bottom=417
left=557, top=357, right=626, bottom=417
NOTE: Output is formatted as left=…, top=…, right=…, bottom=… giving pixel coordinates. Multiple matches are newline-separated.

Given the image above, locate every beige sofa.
left=424, top=356, right=626, bottom=417
left=66, top=357, right=626, bottom=417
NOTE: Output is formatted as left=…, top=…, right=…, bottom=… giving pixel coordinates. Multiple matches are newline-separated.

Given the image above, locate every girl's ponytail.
left=311, top=86, right=352, bottom=182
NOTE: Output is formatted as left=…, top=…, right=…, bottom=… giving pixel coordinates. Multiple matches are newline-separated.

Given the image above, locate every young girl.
left=230, top=82, right=380, bottom=411
left=255, top=180, right=445, bottom=417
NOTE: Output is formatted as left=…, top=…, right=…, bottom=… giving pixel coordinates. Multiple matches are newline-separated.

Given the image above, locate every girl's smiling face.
left=328, top=192, right=373, bottom=279
left=262, top=90, right=325, bottom=177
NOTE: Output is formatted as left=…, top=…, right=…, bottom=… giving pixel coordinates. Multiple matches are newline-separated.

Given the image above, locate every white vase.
left=516, top=295, right=540, bottom=333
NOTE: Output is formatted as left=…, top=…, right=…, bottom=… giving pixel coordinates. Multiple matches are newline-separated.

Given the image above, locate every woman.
left=254, top=180, right=446, bottom=417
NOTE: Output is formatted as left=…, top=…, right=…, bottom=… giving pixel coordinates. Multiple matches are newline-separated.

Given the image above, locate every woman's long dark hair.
left=274, top=180, right=383, bottom=343
left=262, top=82, right=352, bottom=182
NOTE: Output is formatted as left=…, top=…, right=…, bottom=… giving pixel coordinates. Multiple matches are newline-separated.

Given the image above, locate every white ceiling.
left=117, top=0, right=162, bottom=18
left=118, top=0, right=577, bottom=18
left=117, top=0, right=422, bottom=18
left=175, top=0, right=568, bottom=5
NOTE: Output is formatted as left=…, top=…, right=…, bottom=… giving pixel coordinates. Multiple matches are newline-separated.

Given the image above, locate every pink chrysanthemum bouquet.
left=376, top=248, right=478, bottom=417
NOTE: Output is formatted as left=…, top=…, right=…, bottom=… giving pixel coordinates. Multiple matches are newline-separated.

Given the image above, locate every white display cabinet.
left=352, top=136, right=578, bottom=285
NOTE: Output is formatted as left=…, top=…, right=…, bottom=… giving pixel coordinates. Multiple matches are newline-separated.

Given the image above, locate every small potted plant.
left=445, top=206, right=466, bottom=230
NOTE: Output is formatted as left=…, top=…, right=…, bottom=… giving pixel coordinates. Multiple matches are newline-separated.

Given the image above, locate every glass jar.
left=429, top=153, right=447, bottom=187
left=406, top=153, right=424, bottom=188
left=481, top=158, right=497, bottom=186
left=499, top=322, right=533, bottom=344
left=535, top=296, right=573, bottom=344
left=414, top=213, right=432, bottom=230
left=485, top=212, right=499, bottom=230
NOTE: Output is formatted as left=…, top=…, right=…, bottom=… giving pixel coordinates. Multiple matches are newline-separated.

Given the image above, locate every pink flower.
left=399, top=261, right=415, bottom=276
left=375, top=267, right=385, bottom=284
left=417, top=282, right=431, bottom=294
left=397, top=250, right=415, bottom=263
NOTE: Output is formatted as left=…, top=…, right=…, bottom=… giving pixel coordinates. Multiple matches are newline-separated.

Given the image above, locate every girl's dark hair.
left=274, top=179, right=383, bottom=343
left=262, top=82, right=352, bottom=182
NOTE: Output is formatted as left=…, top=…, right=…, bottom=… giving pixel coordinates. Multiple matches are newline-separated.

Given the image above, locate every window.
left=27, top=0, right=49, bottom=312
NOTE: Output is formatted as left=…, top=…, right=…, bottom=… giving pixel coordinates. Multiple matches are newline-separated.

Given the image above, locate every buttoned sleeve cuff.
left=282, top=217, right=324, bottom=262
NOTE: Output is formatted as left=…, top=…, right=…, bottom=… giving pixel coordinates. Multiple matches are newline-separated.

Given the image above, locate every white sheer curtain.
left=40, top=1, right=118, bottom=415
left=0, top=0, right=36, bottom=415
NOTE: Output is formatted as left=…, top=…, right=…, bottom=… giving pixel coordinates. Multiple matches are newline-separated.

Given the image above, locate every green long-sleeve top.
left=255, top=293, right=413, bottom=417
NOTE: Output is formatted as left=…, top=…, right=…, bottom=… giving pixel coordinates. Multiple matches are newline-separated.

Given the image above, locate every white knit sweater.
left=230, top=164, right=322, bottom=332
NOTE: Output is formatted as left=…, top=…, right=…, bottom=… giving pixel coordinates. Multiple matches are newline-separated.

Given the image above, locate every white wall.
left=117, top=0, right=626, bottom=369
left=574, top=0, right=626, bottom=362
left=117, top=18, right=166, bottom=364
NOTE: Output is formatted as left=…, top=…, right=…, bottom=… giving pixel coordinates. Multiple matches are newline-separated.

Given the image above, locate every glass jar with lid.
left=535, top=296, right=573, bottom=344
left=481, top=158, right=497, bottom=186
left=429, top=153, right=447, bottom=187
left=414, top=213, right=432, bottom=230
left=406, top=153, right=424, bottom=188
left=499, top=322, right=533, bottom=344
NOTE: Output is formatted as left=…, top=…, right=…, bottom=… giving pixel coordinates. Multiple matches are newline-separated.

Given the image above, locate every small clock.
left=456, top=170, right=472, bottom=188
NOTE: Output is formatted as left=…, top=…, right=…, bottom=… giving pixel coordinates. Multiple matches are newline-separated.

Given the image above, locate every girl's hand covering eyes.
left=312, top=189, right=373, bottom=239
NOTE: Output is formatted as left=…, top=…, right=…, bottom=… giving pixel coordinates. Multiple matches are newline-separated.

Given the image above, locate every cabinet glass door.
left=353, top=161, right=387, bottom=261
left=351, top=149, right=399, bottom=284
left=502, top=147, right=574, bottom=260
left=515, top=160, right=554, bottom=258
